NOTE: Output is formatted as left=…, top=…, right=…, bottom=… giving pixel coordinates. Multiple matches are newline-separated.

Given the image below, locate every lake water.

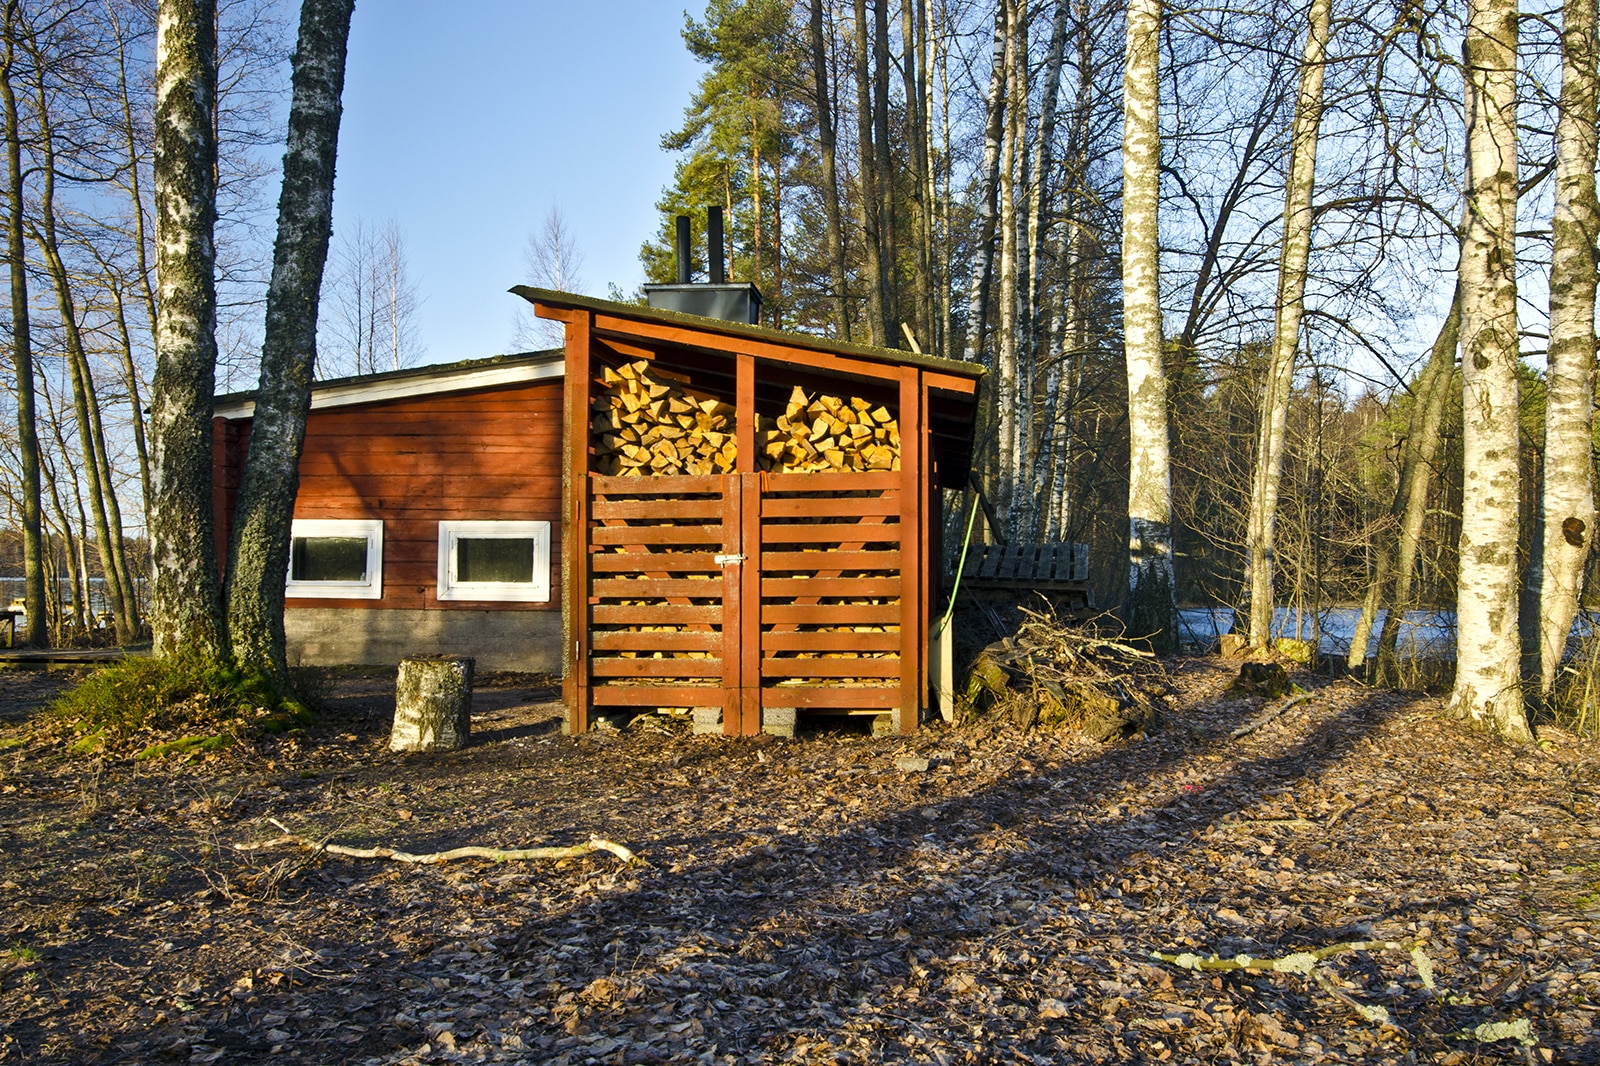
left=1177, top=606, right=1461, bottom=660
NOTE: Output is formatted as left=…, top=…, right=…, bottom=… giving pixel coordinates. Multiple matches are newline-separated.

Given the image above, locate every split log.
left=591, top=360, right=737, bottom=476
left=391, top=656, right=473, bottom=752
left=756, top=385, right=900, bottom=473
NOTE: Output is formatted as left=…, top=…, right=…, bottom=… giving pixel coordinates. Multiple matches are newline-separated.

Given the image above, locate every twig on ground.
left=1153, top=939, right=1434, bottom=1026
left=1230, top=693, right=1313, bottom=739
left=236, top=820, right=640, bottom=866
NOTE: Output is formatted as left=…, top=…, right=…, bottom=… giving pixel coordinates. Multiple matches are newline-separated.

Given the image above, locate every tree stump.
left=391, top=656, right=474, bottom=752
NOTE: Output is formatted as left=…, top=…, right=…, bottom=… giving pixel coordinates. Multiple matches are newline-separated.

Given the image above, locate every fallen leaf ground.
left=1, top=660, right=1597, bottom=1065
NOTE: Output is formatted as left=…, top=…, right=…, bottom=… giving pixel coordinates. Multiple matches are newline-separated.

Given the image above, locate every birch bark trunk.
left=1538, top=0, right=1599, bottom=694
left=150, top=0, right=227, bottom=660
left=996, top=0, right=1020, bottom=532
left=902, top=0, right=933, bottom=351
left=225, top=0, right=355, bottom=685
left=1244, top=0, right=1332, bottom=649
left=1122, top=0, right=1175, bottom=650
left=959, top=3, right=1007, bottom=364
left=1, top=3, right=47, bottom=648
left=1451, top=0, right=1530, bottom=739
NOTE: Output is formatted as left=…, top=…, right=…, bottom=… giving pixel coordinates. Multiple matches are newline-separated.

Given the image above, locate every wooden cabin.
left=211, top=352, right=567, bottom=672
left=519, top=288, right=983, bottom=737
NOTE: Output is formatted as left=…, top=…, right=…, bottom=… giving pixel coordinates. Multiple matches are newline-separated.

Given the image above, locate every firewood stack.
left=591, top=361, right=738, bottom=476
left=757, top=387, right=900, bottom=473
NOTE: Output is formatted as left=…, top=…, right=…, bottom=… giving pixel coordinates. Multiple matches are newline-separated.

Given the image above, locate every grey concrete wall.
left=284, top=608, right=562, bottom=673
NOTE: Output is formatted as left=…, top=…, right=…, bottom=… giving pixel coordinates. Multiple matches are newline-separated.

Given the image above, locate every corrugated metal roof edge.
left=211, top=349, right=565, bottom=413
left=513, top=286, right=986, bottom=382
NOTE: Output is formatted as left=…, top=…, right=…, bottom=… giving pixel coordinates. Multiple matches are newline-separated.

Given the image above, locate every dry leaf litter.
left=0, top=659, right=1596, bottom=1065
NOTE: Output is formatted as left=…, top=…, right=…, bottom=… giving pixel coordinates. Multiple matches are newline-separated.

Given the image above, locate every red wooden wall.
left=212, top=380, right=563, bottom=612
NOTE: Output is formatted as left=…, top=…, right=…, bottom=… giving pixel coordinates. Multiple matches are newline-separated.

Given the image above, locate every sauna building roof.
left=211, top=349, right=565, bottom=419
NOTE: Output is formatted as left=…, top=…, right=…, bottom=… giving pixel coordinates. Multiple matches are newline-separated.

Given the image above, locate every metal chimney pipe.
left=674, top=215, right=691, bottom=284
left=707, top=206, right=725, bottom=284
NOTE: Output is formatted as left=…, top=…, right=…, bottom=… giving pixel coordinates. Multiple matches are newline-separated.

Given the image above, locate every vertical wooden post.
left=721, top=475, right=742, bottom=735
left=898, top=367, right=923, bottom=733
left=920, top=377, right=935, bottom=712
left=735, top=354, right=761, bottom=735
left=741, top=471, right=762, bottom=735
left=562, top=311, right=593, bottom=734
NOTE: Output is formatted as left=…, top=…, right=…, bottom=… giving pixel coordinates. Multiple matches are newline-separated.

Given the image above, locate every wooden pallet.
left=956, top=542, right=1091, bottom=609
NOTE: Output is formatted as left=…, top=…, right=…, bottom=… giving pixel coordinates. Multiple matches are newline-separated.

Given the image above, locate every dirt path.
left=0, top=661, right=1596, bottom=1064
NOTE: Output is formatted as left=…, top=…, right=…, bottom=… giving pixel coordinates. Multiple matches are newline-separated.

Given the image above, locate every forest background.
left=0, top=0, right=1593, bottom=705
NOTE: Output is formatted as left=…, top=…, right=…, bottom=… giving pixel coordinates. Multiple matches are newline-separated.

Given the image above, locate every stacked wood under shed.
left=757, top=387, right=901, bottom=473
left=591, top=361, right=737, bottom=476
left=589, top=361, right=901, bottom=476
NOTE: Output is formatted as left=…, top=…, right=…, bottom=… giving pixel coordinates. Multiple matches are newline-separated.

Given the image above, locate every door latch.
left=714, top=553, right=746, bottom=566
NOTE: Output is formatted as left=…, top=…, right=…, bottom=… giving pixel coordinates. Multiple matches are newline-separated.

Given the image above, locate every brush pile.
left=961, top=607, right=1165, bottom=740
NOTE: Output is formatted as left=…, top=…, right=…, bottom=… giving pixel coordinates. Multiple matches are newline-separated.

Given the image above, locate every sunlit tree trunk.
left=871, top=0, right=895, bottom=341
left=1451, top=0, right=1529, bottom=740
left=902, top=0, right=933, bottom=351
left=810, top=0, right=849, bottom=339
left=960, top=2, right=1007, bottom=364
left=1122, top=0, right=1175, bottom=649
left=1, top=2, right=46, bottom=649
left=226, top=0, right=355, bottom=686
left=1244, top=0, right=1332, bottom=649
left=851, top=0, right=886, bottom=346
left=149, top=0, right=227, bottom=660
left=996, top=0, right=1020, bottom=532
left=28, top=45, right=141, bottom=644
left=1538, top=0, right=1599, bottom=694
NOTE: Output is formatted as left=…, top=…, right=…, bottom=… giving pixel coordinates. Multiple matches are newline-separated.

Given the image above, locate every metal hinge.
left=714, top=553, right=746, bottom=566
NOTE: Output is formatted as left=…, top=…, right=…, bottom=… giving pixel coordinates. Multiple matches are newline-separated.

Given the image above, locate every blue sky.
left=328, top=3, right=706, bottom=362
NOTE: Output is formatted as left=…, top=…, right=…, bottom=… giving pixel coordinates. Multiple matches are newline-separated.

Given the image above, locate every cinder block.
left=692, top=708, right=723, bottom=735
left=761, top=706, right=797, bottom=738
left=872, top=713, right=896, bottom=738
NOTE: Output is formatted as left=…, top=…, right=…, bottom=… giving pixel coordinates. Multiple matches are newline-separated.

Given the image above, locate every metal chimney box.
left=642, top=282, right=763, bottom=325
left=643, top=208, right=763, bottom=325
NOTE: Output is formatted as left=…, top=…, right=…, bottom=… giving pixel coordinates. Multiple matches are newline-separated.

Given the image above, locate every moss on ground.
left=46, top=653, right=313, bottom=760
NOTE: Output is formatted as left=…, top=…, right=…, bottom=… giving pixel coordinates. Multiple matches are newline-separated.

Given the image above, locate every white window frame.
left=285, top=519, right=383, bottom=600
left=437, top=520, right=550, bottom=602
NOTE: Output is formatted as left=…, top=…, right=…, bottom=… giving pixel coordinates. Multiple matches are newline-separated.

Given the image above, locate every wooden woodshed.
left=518, top=288, right=983, bottom=737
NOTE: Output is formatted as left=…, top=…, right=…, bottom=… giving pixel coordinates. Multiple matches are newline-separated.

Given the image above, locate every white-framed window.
left=437, top=520, right=550, bottom=602
left=285, top=519, right=383, bottom=600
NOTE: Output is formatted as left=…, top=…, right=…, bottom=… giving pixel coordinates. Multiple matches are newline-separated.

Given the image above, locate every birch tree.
left=1, top=0, right=45, bottom=648
left=1121, top=0, right=1174, bottom=649
left=150, top=0, right=227, bottom=660
left=1243, top=0, right=1332, bottom=649
left=226, top=0, right=356, bottom=685
left=1450, top=0, right=1529, bottom=739
left=1537, top=0, right=1599, bottom=695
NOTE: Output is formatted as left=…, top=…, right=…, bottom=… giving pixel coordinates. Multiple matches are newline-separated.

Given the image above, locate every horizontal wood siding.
left=584, top=474, right=728, bottom=715
left=213, top=381, right=563, bottom=612
left=758, top=472, right=903, bottom=712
